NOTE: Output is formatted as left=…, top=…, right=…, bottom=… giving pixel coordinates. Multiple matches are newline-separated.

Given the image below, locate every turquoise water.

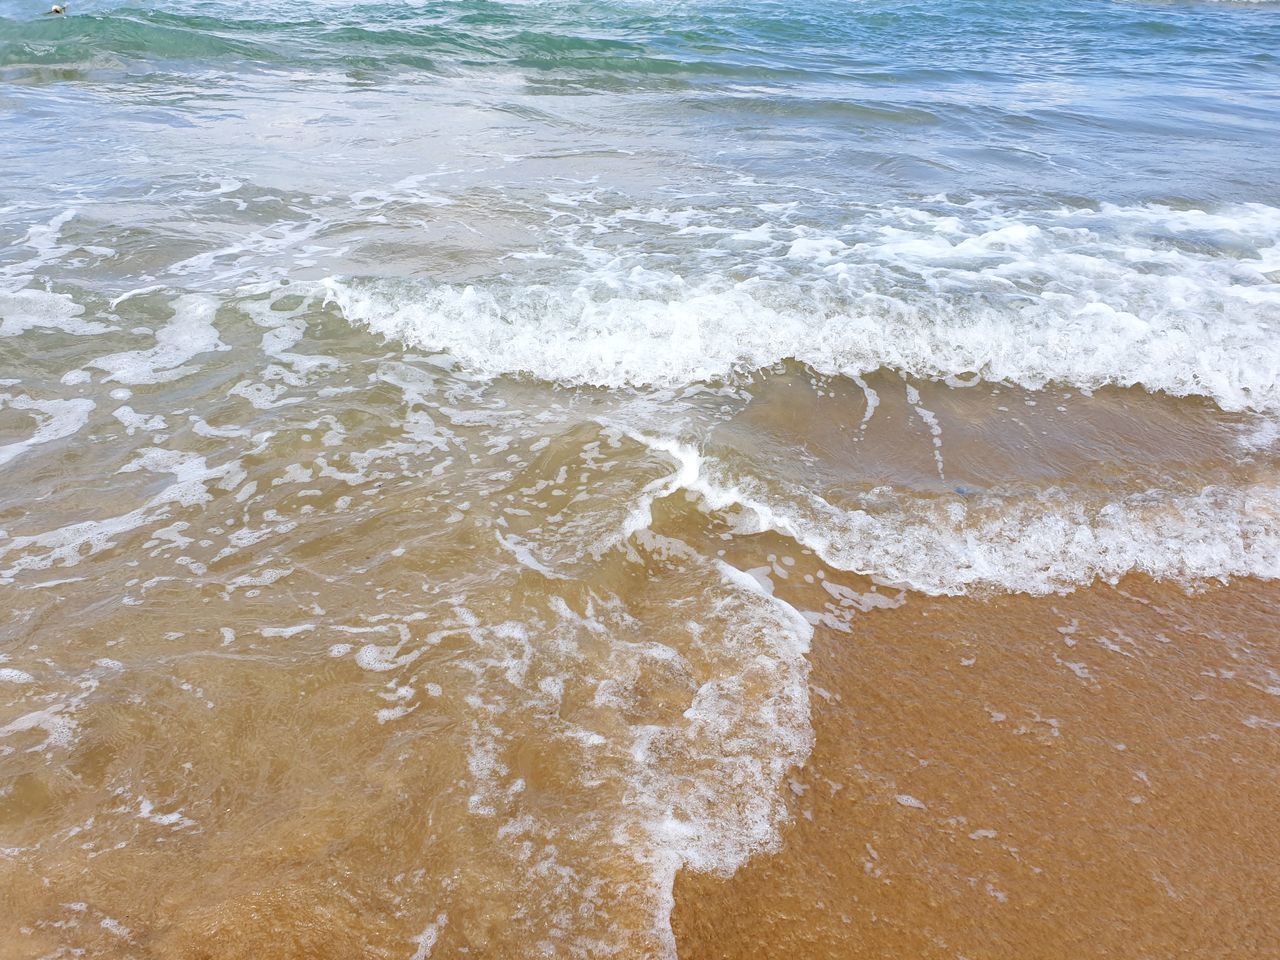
left=4, top=0, right=1280, bottom=401
left=4, top=0, right=1280, bottom=208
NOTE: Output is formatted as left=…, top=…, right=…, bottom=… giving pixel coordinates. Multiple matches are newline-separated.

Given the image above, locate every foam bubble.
left=0, top=705, right=76, bottom=750
left=626, top=434, right=1280, bottom=595
left=0, top=393, right=95, bottom=468
left=87, top=294, right=226, bottom=385
left=0, top=288, right=113, bottom=338
left=322, top=200, right=1280, bottom=412
left=0, top=449, right=238, bottom=584
left=412, top=538, right=814, bottom=958
left=408, top=913, right=448, bottom=960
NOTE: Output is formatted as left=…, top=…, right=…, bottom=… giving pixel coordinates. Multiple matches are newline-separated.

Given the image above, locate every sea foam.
left=322, top=200, right=1280, bottom=412
left=622, top=435, right=1280, bottom=596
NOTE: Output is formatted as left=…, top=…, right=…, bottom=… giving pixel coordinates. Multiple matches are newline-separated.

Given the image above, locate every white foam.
left=430, top=542, right=813, bottom=958
left=623, top=554, right=813, bottom=954
left=851, top=374, right=879, bottom=431
left=1239, top=417, right=1280, bottom=452
left=0, top=449, right=238, bottom=584
left=0, top=210, right=82, bottom=289
left=87, top=294, right=226, bottom=384
left=0, top=394, right=95, bottom=468
left=409, top=913, right=448, bottom=960
left=112, top=405, right=167, bottom=436
left=0, top=705, right=76, bottom=750
left=0, top=289, right=113, bottom=338
left=354, top=642, right=422, bottom=672
left=625, top=435, right=1280, bottom=595
left=99, top=918, right=132, bottom=940
left=904, top=383, right=945, bottom=480
left=322, top=200, right=1280, bottom=412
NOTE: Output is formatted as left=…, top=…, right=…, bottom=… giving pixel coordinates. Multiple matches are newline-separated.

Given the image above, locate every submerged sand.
left=2, top=344, right=1277, bottom=959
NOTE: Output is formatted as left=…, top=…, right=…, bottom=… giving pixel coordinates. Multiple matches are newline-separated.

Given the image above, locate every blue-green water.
left=3, top=0, right=1280, bottom=400
left=4, top=0, right=1280, bottom=205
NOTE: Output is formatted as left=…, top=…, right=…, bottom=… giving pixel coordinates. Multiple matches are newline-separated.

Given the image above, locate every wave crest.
left=322, top=200, right=1280, bottom=412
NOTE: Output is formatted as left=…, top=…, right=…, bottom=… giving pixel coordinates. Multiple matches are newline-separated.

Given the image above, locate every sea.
left=1, top=1, right=1278, bottom=957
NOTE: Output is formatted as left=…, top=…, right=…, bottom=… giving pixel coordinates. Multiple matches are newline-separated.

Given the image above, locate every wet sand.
left=674, top=575, right=1280, bottom=960
left=2, top=353, right=1278, bottom=959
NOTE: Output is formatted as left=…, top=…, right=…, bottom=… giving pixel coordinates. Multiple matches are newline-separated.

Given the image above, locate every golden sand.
left=675, top=576, right=1280, bottom=960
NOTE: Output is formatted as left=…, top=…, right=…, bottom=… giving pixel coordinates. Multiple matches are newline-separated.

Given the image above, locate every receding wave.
left=623, top=436, right=1280, bottom=596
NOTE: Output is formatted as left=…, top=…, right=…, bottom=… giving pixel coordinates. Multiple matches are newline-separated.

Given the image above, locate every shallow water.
left=1, top=0, right=1278, bottom=957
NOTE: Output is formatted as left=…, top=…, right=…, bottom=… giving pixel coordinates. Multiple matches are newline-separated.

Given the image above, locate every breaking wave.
left=323, top=200, right=1280, bottom=412
left=622, top=436, right=1280, bottom=596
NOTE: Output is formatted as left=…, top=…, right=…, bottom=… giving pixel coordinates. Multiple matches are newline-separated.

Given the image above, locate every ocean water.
left=1, top=1, right=1279, bottom=957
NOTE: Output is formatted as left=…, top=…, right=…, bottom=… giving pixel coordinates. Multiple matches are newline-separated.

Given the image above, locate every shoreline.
left=673, top=574, right=1280, bottom=959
